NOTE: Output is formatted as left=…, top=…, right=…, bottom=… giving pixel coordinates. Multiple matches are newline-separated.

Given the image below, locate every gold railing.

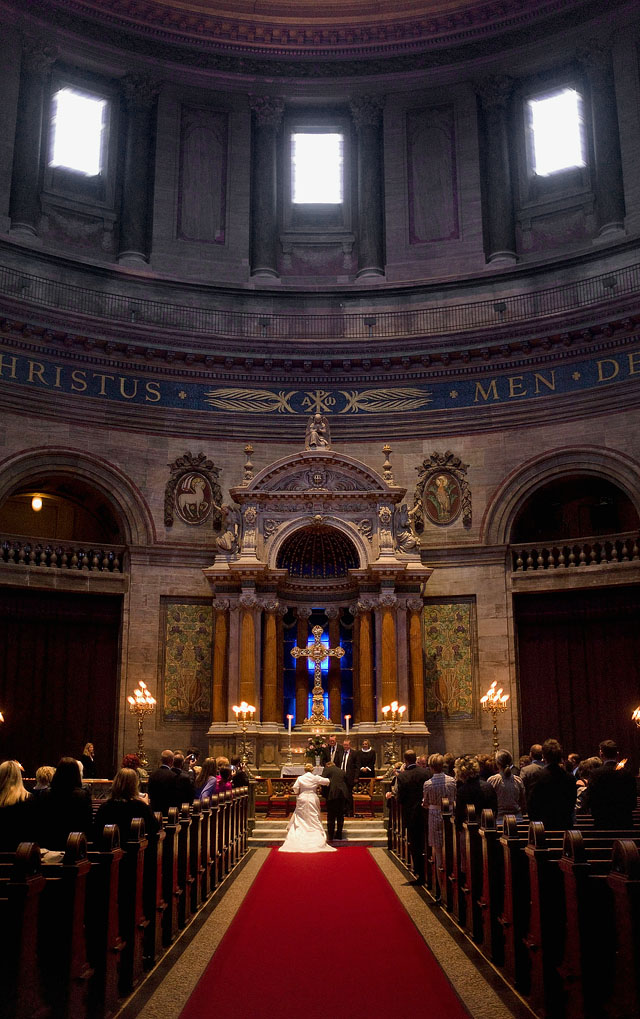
left=1, top=533, right=126, bottom=572
left=511, top=531, right=640, bottom=572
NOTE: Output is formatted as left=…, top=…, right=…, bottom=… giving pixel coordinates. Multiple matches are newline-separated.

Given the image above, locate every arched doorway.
left=0, top=472, right=129, bottom=775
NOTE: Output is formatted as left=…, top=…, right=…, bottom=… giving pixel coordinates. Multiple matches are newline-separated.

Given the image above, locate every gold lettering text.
left=627, top=351, right=640, bottom=376
left=145, top=381, right=161, bottom=402
left=533, top=371, right=556, bottom=393
left=53, top=365, right=64, bottom=389
left=27, top=361, right=48, bottom=385
left=0, top=354, right=18, bottom=379
left=92, top=373, right=116, bottom=396
left=508, top=376, right=527, bottom=398
left=597, top=358, right=619, bottom=382
left=119, top=377, right=138, bottom=399
left=474, top=379, right=500, bottom=402
left=71, top=369, right=87, bottom=392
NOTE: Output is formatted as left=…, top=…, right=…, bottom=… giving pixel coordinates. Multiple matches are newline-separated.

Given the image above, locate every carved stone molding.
left=377, top=590, right=397, bottom=609
left=262, top=598, right=280, bottom=614
left=406, top=597, right=424, bottom=614
left=164, top=451, right=222, bottom=529
left=355, top=597, right=376, bottom=614
left=239, top=590, right=259, bottom=609
left=349, top=95, right=385, bottom=131
left=249, top=96, right=285, bottom=128
left=121, top=73, right=161, bottom=110
left=475, top=74, right=514, bottom=112
left=325, top=605, right=340, bottom=620
left=412, top=450, right=472, bottom=530
left=212, top=598, right=230, bottom=613
left=22, top=39, right=58, bottom=73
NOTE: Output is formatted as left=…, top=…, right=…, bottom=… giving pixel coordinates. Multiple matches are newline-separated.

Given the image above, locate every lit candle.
left=287, top=714, right=292, bottom=734
left=344, top=714, right=351, bottom=735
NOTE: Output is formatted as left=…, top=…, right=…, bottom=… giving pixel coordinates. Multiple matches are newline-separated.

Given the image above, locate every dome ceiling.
left=16, top=0, right=611, bottom=70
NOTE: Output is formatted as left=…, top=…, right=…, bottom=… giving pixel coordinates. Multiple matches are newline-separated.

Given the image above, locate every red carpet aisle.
left=179, top=847, right=470, bottom=1019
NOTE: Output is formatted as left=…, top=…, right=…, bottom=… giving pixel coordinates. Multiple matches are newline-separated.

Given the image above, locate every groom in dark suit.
left=321, top=760, right=349, bottom=841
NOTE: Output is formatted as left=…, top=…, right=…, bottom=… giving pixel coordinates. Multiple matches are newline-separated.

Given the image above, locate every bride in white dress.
left=278, top=763, right=336, bottom=853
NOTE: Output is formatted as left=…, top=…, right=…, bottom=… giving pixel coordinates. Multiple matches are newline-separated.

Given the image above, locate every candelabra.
left=286, top=714, right=294, bottom=765
left=381, top=700, right=406, bottom=778
left=233, top=700, right=256, bottom=773
left=480, top=680, right=509, bottom=753
left=632, top=707, right=640, bottom=729
left=127, top=681, right=156, bottom=767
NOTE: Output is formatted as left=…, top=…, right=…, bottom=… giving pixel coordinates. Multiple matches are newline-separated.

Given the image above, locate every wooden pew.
left=117, top=818, right=148, bottom=996
left=499, top=815, right=532, bottom=992
left=440, top=798, right=455, bottom=913
left=177, top=804, right=193, bottom=928
left=208, top=794, right=219, bottom=893
left=199, top=797, right=213, bottom=902
left=461, top=805, right=483, bottom=942
left=0, top=842, right=47, bottom=1019
left=217, top=792, right=229, bottom=881
left=86, top=824, right=124, bottom=1019
left=142, top=813, right=166, bottom=968
left=478, top=809, right=505, bottom=964
left=606, top=839, right=640, bottom=1019
left=161, top=807, right=181, bottom=946
left=188, top=800, right=204, bottom=914
left=41, top=832, right=94, bottom=1019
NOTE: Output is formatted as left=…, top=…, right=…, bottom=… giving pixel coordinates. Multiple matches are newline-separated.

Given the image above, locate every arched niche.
left=0, top=447, right=155, bottom=546
left=481, top=446, right=640, bottom=546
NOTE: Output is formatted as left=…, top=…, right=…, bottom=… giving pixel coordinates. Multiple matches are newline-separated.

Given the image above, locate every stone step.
left=249, top=816, right=387, bottom=847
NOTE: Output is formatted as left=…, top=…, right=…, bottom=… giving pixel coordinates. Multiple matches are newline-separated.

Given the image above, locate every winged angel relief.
left=203, top=387, right=433, bottom=414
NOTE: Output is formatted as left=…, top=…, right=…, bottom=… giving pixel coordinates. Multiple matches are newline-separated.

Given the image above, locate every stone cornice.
left=1, top=0, right=632, bottom=78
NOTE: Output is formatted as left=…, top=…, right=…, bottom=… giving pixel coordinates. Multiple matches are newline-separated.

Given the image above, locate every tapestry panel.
left=161, top=598, right=213, bottom=721
left=423, top=598, right=474, bottom=720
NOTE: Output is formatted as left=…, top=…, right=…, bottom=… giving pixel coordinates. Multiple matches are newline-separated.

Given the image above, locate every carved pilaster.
left=350, top=95, right=386, bottom=278
left=212, top=599, right=230, bottom=723
left=406, top=597, right=425, bottom=722
left=476, top=75, right=517, bottom=265
left=250, top=97, right=284, bottom=278
left=118, top=74, right=160, bottom=264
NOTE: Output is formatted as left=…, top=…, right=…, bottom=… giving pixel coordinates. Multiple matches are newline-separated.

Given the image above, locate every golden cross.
left=291, top=624, right=344, bottom=725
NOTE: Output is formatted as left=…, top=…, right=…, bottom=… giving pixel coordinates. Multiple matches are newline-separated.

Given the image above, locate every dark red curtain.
left=515, top=585, right=640, bottom=769
left=0, top=587, right=122, bottom=776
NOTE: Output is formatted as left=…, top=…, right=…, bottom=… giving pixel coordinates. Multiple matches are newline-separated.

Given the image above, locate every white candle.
left=345, top=714, right=351, bottom=735
left=287, top=715, right=292, bottom=734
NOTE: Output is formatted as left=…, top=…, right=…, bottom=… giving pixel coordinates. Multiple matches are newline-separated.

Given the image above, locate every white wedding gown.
left=278, top=772, right=336, bottom=853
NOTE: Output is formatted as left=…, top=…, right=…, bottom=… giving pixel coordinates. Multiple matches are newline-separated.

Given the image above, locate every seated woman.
left=0, top=760, right=36, bottom=850
left=93, top=767, right=159, bottom=843
left=279, top=762, right=334, bottom=853
left=32, top=765, right=56, bottom=798
left=193, top=757, right=218, bottom=800
left=215, top=765, right=233, bottom=794
left=35, top=756, right=93, bottom=849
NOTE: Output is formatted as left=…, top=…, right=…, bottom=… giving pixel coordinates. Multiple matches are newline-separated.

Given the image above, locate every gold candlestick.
left=381, top=700, right=406, bottom=778
left=480, top=680, right=509, bottom=753
left=127, top=681, right=156, bottom=767
left=233, top=700, right=256, bottom=773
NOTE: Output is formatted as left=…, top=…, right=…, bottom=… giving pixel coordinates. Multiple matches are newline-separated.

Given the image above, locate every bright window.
left=49, top=88, right=106, bottom=176
left=528, top=88, right=586, bottom=177
left=291, top=132, right=344, bottom=204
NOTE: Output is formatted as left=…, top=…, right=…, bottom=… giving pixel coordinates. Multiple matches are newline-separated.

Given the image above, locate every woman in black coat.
left=35, top=756, right=93, bottom=849
left=93, top=767, right=159, bottom=844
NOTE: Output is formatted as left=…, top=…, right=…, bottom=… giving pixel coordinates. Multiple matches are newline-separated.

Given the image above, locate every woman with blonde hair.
left=279, top=761, right=333, bottom=853
left=0, top=760, right=36, bottom=849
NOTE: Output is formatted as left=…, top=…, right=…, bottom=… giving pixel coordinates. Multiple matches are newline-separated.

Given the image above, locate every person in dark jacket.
left=0, top=760, right=37, bottom=850
left=581, top=740, right=637, bottom=829
left=454, top=755, right=498, bottom=831
left=526, top=739, right=576, bottom=830
left=80, top=742, right=97, bottom=779
left=395, top=749, right=431, bottom=884
left=148, top=750, right=180, bottom=816
left=35, top=756, right=93, bottom=849
left=321, top=760, right=349, bottom=842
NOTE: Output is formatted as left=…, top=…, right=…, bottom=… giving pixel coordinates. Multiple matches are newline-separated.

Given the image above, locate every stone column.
left=350, top=95, right=386, bottom=278
left=211, top=599, right=229, bottom=723
left=379, top=592, right=398, bottom=709
left=407, top=598, right=425, bottom=722
left=249, top=96, right=284, bottom=279
left=261, top=599, right=279, bottom=723
left=238, top=590, right=258, bottom=709
left=276, top=605, right=287, bottom=718
left=118, top=74, right=159, bottom=265
left=477, top=76, right=517, bottom=265
left=326, top=607, right=342, bottom=724
left=579, top=42, right=626, bottom=238
left=295, top=608, right=312, bottom=725
left=357, top=599, right=375, bottom=722
left=9, top=40, right=57, bottom=237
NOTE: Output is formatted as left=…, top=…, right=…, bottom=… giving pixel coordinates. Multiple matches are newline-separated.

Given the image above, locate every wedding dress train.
left=278, top=771, right=336, bottom=853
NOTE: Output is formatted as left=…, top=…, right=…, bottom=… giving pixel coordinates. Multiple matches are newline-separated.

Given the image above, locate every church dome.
left=276, top=526, right=360, bottom=578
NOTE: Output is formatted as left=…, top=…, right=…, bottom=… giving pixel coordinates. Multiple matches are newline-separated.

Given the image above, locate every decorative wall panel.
left=178, top=107, right=228, bottom=244
left=407, top=106, right=459, bottom=244
left=160, top=598, right=213, bottom=721
left=423, top=598, right=474, bottom=720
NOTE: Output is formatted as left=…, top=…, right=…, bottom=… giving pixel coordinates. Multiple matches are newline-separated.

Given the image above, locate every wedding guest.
left=194, top=757, right=218, bottom=800
left=148, top=750, right=179, bottom=816
left=454, top=756, right=498, bottom=832
left=581, top=740, right=637, bottom=828
left=575, top=756, right=602, bottom=814
left=422, top=754, right=456, bottom=902
left=93, top=768, right=159, bottom=843
left=230, top=756, right=249, bottom=788
left=520, top=744, right=545, bottom=796
left=80, top=742, right=97, bottom=779
left=443, top=753, right=456, bottom=778
left=122, top=753, right=149, bottom=786
left=32, top=765, right=55, bottom=798
left=396, top=750, right=430, bottom=884
left=172, top=752, right=195, bottom=806
left=0, top=760, right=36, bottom=850
left=487, top=749, right=526, bottom=823
left=215, top=765, right=233, bottom=793
left=321, top=759, right=349, bottom=842
left=35, top=757, right=93, bottom=849
left=339, top=739, right=358, bottom=816
left=527, top=739, right=576, bottom=830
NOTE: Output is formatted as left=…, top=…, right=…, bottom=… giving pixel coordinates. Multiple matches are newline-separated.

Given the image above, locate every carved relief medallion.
left=174, top=472, right=214, bottom=525
left=423, top=471, right=462, bottom=526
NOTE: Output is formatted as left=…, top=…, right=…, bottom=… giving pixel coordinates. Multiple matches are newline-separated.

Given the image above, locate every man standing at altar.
left=322, top=734, right=340, bottom=766
left=358, top=739, right=376, bottom=779
left=321, top=759, right=349, bottom=842
left=339, top=739, right=358, bottom=816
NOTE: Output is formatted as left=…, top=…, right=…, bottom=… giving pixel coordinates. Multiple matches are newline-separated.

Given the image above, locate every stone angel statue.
left=395, top=502, right=420, bottom=552
left=305, top=412, right=331, bottom=450
left=215, top=504, right=241, bottom=553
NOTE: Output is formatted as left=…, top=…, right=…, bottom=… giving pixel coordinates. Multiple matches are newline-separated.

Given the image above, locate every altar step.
left=249, top=817, right=387, bottom=848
